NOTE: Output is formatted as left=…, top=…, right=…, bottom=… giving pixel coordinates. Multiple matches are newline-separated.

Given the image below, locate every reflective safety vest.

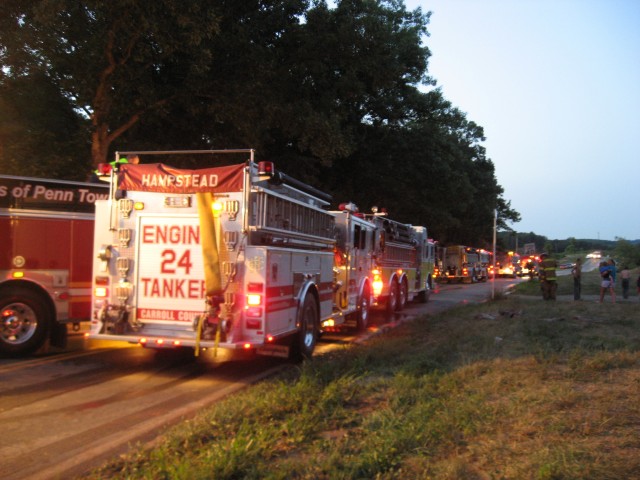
left=540, top=258, right=557, bottom=281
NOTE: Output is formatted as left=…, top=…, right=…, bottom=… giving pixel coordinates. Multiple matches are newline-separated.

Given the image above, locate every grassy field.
left=517, top=263, right=639, bottom=299
left=88, top=273, right=640, bottom=479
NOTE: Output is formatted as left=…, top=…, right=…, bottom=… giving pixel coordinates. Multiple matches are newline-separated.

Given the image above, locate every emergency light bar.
left=96, top=163, right=112, bottom=175
left=258, top=161, right=275, bottom=176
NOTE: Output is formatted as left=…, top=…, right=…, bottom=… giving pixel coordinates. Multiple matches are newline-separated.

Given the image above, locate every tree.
left=0, top=0, right=220, bottom=167
left=0, top=0, right=521, bottom=247
left=564, top=237, right=577, bottom=255
left=614, top=238, right=640, bottom=268
left=256, top=0, right=433, bottom=180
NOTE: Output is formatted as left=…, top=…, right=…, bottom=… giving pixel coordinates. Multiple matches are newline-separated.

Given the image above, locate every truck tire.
left=0, top=288, right=50, bottom=357
left=356, top=287, right=371, bottom=332
left=290, top=294, right=318, bottom=362
left=386, top=281, right=398, bottom=317
left=397, top=279, right=408, bottom=311
left=417, top=280, right=430, bottom=303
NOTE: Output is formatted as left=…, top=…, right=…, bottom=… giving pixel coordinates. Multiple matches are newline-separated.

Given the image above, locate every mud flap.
left=257, top=344, right=290, bottom=358
left=49, top=322, right=68, bottom=349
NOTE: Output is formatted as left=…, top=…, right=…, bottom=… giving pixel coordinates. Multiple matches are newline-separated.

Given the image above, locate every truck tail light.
left=246, top=294, right=262, bottom=306
left=246, top=282, right=263, bottom=307
left=94, top=287, right=108, bottom=298
left=372, top=269, right=383, bottom=296
left=246, top=284, right=263, bottom=319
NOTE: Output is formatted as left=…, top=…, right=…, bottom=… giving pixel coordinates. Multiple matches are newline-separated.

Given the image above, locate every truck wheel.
left=0, top=288, right=50, bottom=357
left=290, top=294, right=318, bottom=362
left=397, top=279, right=408, bottom=311
left=386, top=281, right=398, bottom=317
left=417, top=281, right=430, bottom=303
left=356, top=288, right=371, bottom=331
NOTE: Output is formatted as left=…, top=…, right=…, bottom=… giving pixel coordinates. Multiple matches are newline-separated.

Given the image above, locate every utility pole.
left=492, top=210, right=497, bottom=300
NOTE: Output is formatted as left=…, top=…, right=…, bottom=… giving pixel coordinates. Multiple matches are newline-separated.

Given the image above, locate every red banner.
left=118, top=163, right=245, bottom=193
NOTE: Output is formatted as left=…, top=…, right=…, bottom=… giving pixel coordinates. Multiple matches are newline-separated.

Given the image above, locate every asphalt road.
left=0, top=278, right=520, bottom=480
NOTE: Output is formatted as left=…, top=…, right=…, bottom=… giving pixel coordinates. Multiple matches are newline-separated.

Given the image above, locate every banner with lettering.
left=0, top=176, right=108, bottom=213
left=118, top=163, right=245, bottom=193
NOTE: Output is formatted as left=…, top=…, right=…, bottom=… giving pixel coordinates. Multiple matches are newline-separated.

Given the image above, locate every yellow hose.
left=194, top=314, right=205, bottom=357
left=214, top=323, right=221, bottom=358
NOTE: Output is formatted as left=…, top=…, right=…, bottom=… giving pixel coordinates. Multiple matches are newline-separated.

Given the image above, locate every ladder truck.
left=363, top=210, right=435, bottom=315
left=1, top=175, right=108, bottom=356
left=90, top=149, right=338, bottom=360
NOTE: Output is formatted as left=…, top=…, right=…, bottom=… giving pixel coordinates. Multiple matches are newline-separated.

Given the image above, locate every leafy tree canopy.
left=0, top=0, right=520, bottom=245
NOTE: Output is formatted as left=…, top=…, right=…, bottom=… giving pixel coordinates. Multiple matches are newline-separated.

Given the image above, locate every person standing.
left=599, top=261, right=616, bottom=303
left=539, top=253, right=557, bottom=300
left=571, top=258, right=582, bottom=300
left=620, top=266, right=631, bottom=299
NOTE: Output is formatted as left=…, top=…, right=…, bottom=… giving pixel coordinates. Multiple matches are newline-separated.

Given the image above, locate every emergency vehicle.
left=467, top=247, right=490, bottom=282
left=330, top=203, right=376, bottom=331
left=363, top=210, right=435, bottom=314
left=0, top=175, right=108, bottom=356
left=520, top=255, right=539, bottom=277
left=90, top=149, right=341, bottom=360
left=439, top=245, right=487, bottom=283
left=494, top=252, right=520, bottom=278
left=479, top=249, right=492, bottom=280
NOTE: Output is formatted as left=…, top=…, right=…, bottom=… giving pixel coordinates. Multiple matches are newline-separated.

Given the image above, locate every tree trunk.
left=91, top=123, right=111, bottom=167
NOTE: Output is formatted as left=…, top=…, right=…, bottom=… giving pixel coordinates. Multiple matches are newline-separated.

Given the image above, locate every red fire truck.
left=0, top=175, right=108, bottom=356
left=90, top=149, right=342, bottom=360
left=363, top=210, right=435, bottom=314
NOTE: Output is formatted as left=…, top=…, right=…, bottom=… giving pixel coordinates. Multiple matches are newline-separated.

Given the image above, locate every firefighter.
left=539, top=252, right=558, bottom=300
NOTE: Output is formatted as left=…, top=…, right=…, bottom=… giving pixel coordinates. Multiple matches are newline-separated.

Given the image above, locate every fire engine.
left=90, top=149, right=347, bottom=360
left=438, top=245, right=488, bottom=283
left=467, top=247, right=490, bottom=281
left=362, top=210, right=435, bottom=314
left=0, top=175, right=108, bottom=356
left=494, top=251, right=522, bottom=278
left=330, top=203, right=376, bottom=331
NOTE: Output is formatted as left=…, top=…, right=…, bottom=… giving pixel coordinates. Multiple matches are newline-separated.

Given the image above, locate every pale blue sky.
left=408, top=0, right=640, bottom=240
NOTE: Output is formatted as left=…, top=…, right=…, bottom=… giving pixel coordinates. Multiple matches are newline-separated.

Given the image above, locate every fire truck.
left=362, top=210, right=435, bottom=314
left=439, top=245, right=487, bottom=283
left=90, top=149, right=344, bottom=360
left=0, top=175, right=108, bottom=356
left=330, top=203, right=376, bottom=331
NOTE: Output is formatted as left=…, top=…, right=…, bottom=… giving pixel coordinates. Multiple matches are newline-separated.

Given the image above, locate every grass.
left=87, top=281, right=640, bottom=479
left=514, top=265, right=640, bottom=298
